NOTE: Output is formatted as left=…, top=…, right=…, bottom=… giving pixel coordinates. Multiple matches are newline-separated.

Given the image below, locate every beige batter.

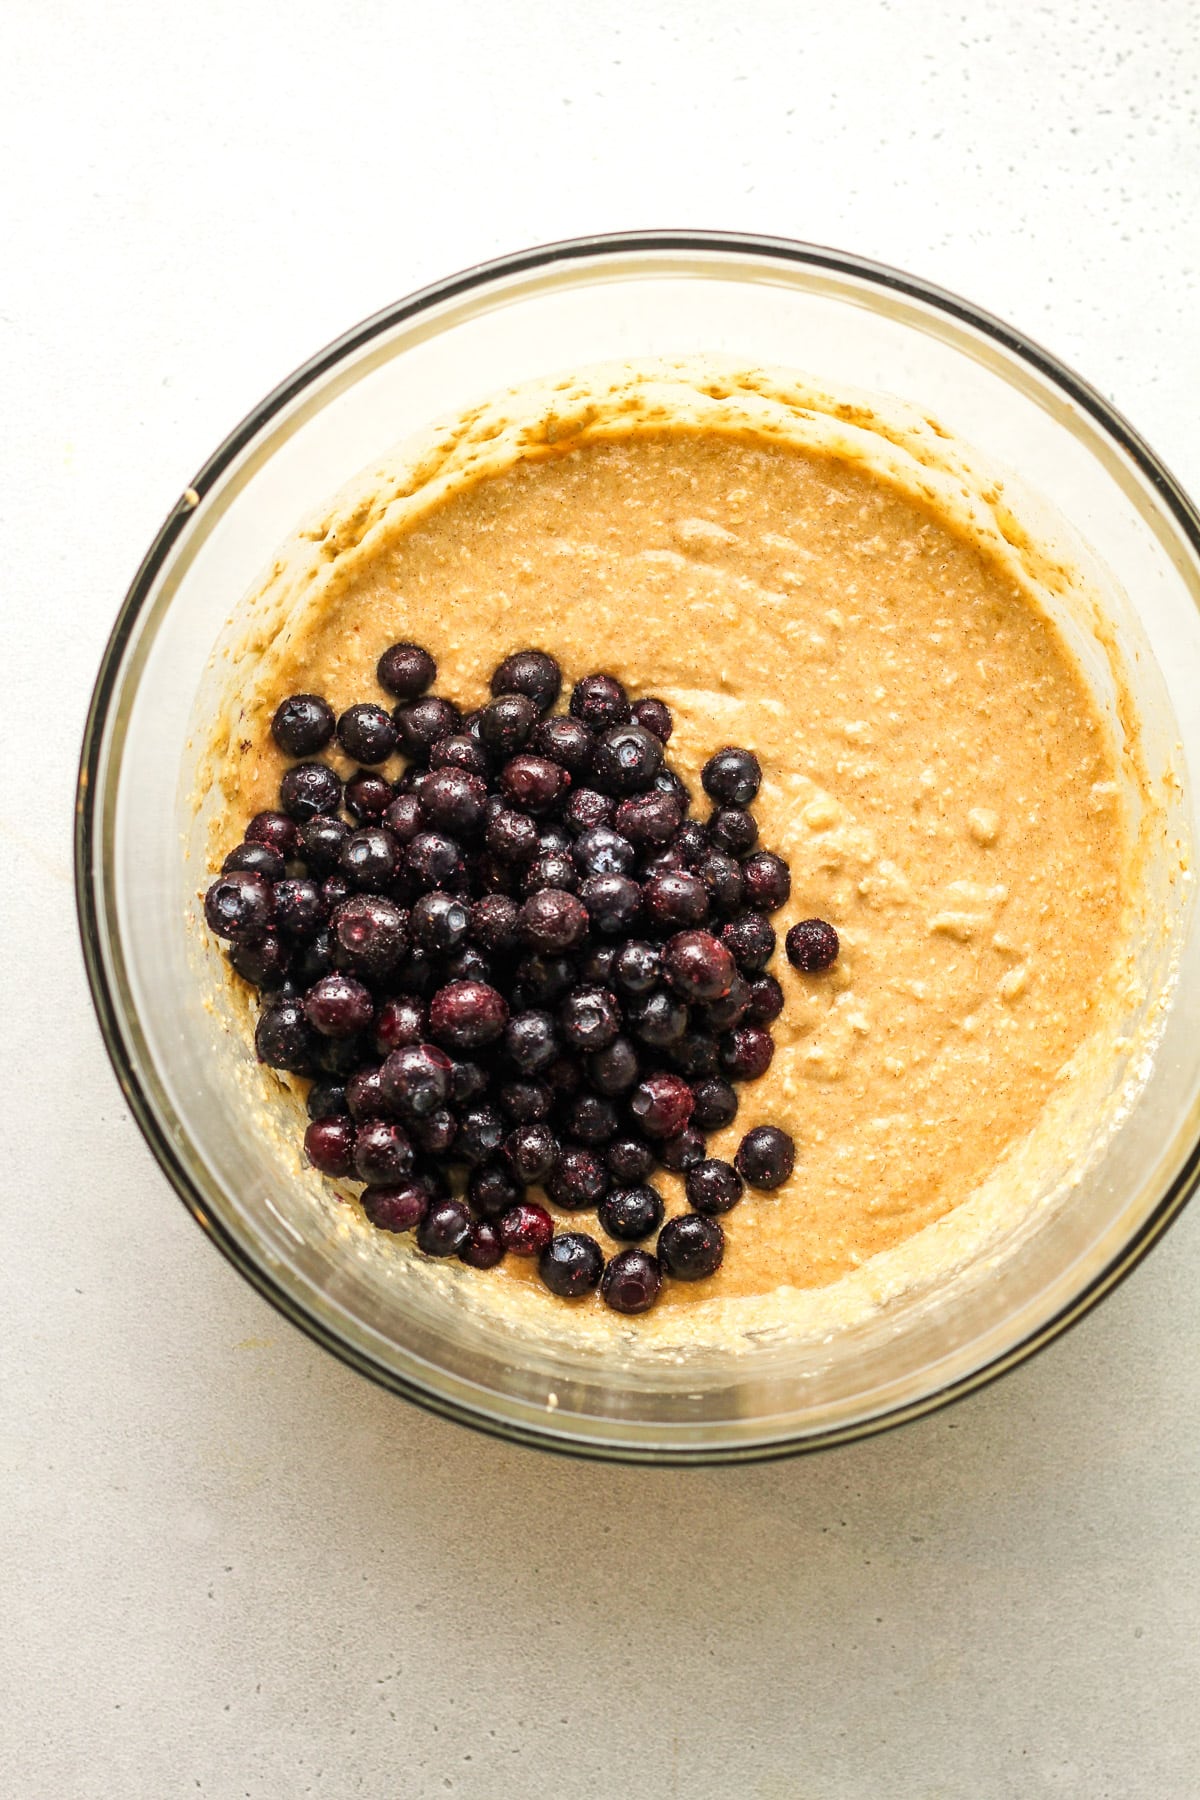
left=212, top=425, right=1129, bottom=1316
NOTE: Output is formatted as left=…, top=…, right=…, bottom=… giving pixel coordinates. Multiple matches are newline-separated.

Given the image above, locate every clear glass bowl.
left=76, top=232, right=1200, bottom=1462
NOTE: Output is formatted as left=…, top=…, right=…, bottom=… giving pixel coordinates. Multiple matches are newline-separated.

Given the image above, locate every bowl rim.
left=74, top=228, right=1200, bottom=1464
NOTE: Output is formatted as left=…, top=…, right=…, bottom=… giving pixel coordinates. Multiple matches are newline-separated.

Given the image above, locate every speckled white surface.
left=3, top=3, right=1199, bottom=1795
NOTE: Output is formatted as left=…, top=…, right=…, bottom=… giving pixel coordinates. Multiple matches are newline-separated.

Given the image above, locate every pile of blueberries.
left=202, top=643, right=839, bottom=1315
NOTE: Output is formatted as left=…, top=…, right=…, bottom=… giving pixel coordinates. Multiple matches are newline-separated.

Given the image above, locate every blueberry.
left=587, top=1035, right=640, bottom=1096
left=522, top=852, right=579, bottom=895
left=272, top=878, right=329, bottom=941
left=303, top=973, right=374, bottom=1038
left=530, top=714, right=595, bottom=777
left=511, top=954, right=575, bottom=1008
left=719, top=1025, right=775, bottom=1081
left=362, top=1181, right=430, bottom=1234
left=379, top=1042, right=453, bottom=1117
left=377, top=641, right=437, bottom=700
left=504, top=1122, right=560, bottom=1185
left=498, top=1079, right=553, bottom=1123
left=406, top=831, right=465, bottom=891
left=546, top=1146, right=609, bottom=1210
left=485, top=807, right=540, bottom=865
left=518, top=888, right=589, bottom=953
left=735, top=1126, right=795, bottom=1189
left=490, top=649, right=563, bottom=714
left=245, top=810, right=301, bottom=857
left=592, top=724, right=663, bottom=794
left=573, top=826, right=636, bottom=878
left=454, top=1104, right=505, bottom=1166
left=344, top=769, right=395, bottom=820
left=631, top=697, right=673, bottom=743
left=280, top=761, right=343, bottom=821
left=228, top=933, right=292, bottom=990
left=563, top=1093, right=619, bottom=1145
left=613, top=940, right=661, bottom=996
left=658, top=1213, right=724, bottom=1280
left=720, top=911, right=776, bottom=974
left=697, top=850, right=745, bottom=916
left=410, top=890, right=471, bottom=953
left=468, top=1162, right=522, bottom=1218
left=430, top=733, right=491, bottom=778
left=746, top=974, right=785, bottom=1023
left=558, top=985, right=622, bottom=1052
left=204, top=870, right=274, bottom=943
left=499, top=753, right=569, bottom=815
left=659, top=1127, right=706, bottom=1172
left=579, top=875, right=641, bottom=936
left=537, top=828, right=573, bottom=860
left=394, top=696, right=461, bottom=758
left=271, top=693, right=336, bottom=757
left=303, top=1115, right=357, bottom=1178
left=505, top=1009, right=559, bottom=1074
left=459, top=1219, right=506, bottom=1269
left=741, top=851, right=791, bottom=913
left=612, top=791, right=684, bottom=846
left=354, top=1119, right=414, bottom=1184
left=382, top=794, right=426, bottom=845
left=469, top=893, right=520, bottom=953
left=579, top=943, right=618, bottom=985
left=642, top=870, right=709, bottom=931
left=429, top=980, right=509, bottom=1050
left=479, top=693, right=539, bottom=757
left=336, top=703, right=397, bottom=765
left=630, top=989, right=688, bottom=1049
left=669, top=1031, right=720, bottom=1078
left=708, top=806, right=758, bottom=856
left=629, top=1072, right=694, bottom=1139
left=564, top=787, right=615, bottom=834
left=222, top=841, right=285, bottom=881
left=673, top=820, right=710, bottom=866
left=499, top=1201, right=554, bottom=1257
left=597, top=1185, right=664, bottom=1242
left=702, top=974, right=751, bottom=1032
left=420, top=768, right=488, bottom=836
left=413, top=1108, right=458, bottom=1155
left=306, top=1077, right=349, bottom=1119
left=330, top=895, right=407, bottom=977
left=448, top=1059, right=489, bottom=1104
left=785, top=918, right=840, bottom=973
left=601, top=1248, right=661, bottom=1314
left=339, top=827, right=401, bottom=893
left=701, top=747, right=761, bottom=807
left=417, top=1197, right=472, bottom=1256
left=685, top=1158, right=744, bottom=1215
left=345, top=1064, right=396, bottom=1122
left=314, top=1032, right=367, bottom=1077
left=570, top=673, right=630, bottom=730
left=605, top=1137, right=656, bottom=1185
left=663, top=929, right=735, bottom=1003
left=538, top=1232, right=604, bottom=1297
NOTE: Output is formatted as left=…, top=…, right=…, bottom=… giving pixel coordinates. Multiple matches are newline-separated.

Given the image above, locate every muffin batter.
left=210, top=423, right=1129, bottom=1313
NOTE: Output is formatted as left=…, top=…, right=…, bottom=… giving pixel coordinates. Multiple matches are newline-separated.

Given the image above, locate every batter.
left=209, top=417, right=1129, bottom=1314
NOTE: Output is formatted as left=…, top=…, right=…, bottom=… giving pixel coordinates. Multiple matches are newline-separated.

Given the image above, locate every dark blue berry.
left=658, top=1213, right=724, bottom=1280
left=601, top=1248, right=661, bottom=1314
left=735, top=1126, right=795, bottom=1189
left=377, top=641, right=436, bottom=700
left=785, top=918, right=840, bottom=972
left=701, top=747, right=761, bottom=806
left=538, top=1232, right=604, bottom=1297
left=597, top=1185, right=664, bottom=1242
left=271, top=693, right=335, bottom=757
left=205, top=870, right=274, bottom=942
left=490, top=649, right=562, bottom=714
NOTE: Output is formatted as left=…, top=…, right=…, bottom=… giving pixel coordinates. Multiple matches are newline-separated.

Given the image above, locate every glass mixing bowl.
left=76, top=232, right=1200, bottom=1462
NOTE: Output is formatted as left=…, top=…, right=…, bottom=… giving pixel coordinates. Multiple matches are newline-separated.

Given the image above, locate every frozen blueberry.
left=245, top=810, right=301, bottom=857
left=612, top=790, right=684, bottom=846
left=601, top=1248, right=661, bottom=1315
left=448, top=1059, right=489, bottom=1105
left=572, top=826, right=635, bottom=880
left=597, top=1185, right=664, bottom=1242
left=701, top=746, right=761, bottom=807
left=670, top=1030, right=720, bottom=1078
left=410, top=890, right=471, bottom=953
left=272, top=878, right=329, bottom=941
left=605, top=1136, right=656, bottom=1186
left=592, top=724, right=663, bottom=795
left=518, top=889, right=589, bottom=953
left=413, top=1107, right=458, bottom=1156
left=379, top=1042, right=453, bottom=1117
left=708, top=806, right=758, bottom=856
left=419, top=768, right=488, bottom=837
left=490, top=649, right=563, bottom=714
left=271, top=693, right=336, bottom=757
left=204, top=870, right=274, bottom=943
left=785, top=918, right=840, bottom=973
left=746, top=974, right=785, bottom=1023
left=339, top=827, right=400, bottom=893
left=702, top=974, right=751, bottom=1032
left=330, top=895, right=407, bottom=977
left=696, top=850, right=745, bottom=916
left=498, top=1079, right=553, bottom=1123
left=511, top=954, right=575, bottom=1009
left=569, top=672, right=630, bottom=729
left=344, top=770, right=395, bottom=820
left=579, top=943, right=618, bottom=985
left=587, top=1035, right=640, bottom=1096
left=336, top=703, right=397, bottom=765
left=580, top=875, right=641, bottom=936
left=382, top=794, right=426, bottom=845
left=741, top=851, right=791, bottom=913
left=306, top=1077, right=349, bottom=1120
left=459, top=1218, right=506, bottom=1269
left=469, top=894, right=520, bottom=953
left=486, top=807, right=540, bottom=865
left=685, top=1158, right=744, bottom=1216
left=455, top=1104, right=505, bottom=1166
left=499, top=1201, right=554, bottom=1257
left=631, top=697, right=673, bottom=743
left=417, top=1196, right=472, bottom=1256
left=228, top=933, right=292, bottom=990
left=430, top=733, right=491, bottom=778
left=406, top=831, right=466, bottom=892
left=663, top=929, right=735, bottom=1003
left=362, top=1181, right=431, bottom=1235
left=504, top=1009, right=559, bottom=1074
left=735, top=1126, right=796, bottom=1189
left=503, top=1121, right=560, bottom=1185
left=658, top=1213, right=724, bottom=1280
left=222, top=841, right=285, bottom=881
left=522, top=852, right=579, bottom=895
left=302, top=972, right=374, bottom=1038
left=659, top=1127, right=706, bottom=1172
left=479, top=693, right=539, bottom=758
left=564, top=787, right=615, bottom=835
left=719, top=1025, right=775, bottom=1081
left=394, top=696, right=461, bottom=758
left=630, top=988, right=688, bottom=1049
left=531, top=714, right=595, bottom=777
left=280, top=761, right=343, bottom=821
left=613, top=940, right=661, bottom=996
left=538, top=1232, right=604, bottom=1298
left=558, top=985, right=622, bottom=1052
left=377, top=642, right=437, bottom=700
left=642, top=870, right=709, bottom=931
left=546, top=1146, right=610, bottom=1211
left=563, top=1093, right=619, bottom=1146
left=629, top=1072, right=694, bottom=1139
left=354, top=1119, right=414, bottom=1184
left=429, top=980, right=509, bottom=1050
left=720, top=911, right=776, bottom=974
left=468, top=1162, right=523, bottom=1219
left=303, top=1115, right=357, bottom=1178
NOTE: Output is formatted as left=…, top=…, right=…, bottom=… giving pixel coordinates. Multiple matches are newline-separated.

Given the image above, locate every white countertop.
left=3, top=3, right=1199, bottom=1794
